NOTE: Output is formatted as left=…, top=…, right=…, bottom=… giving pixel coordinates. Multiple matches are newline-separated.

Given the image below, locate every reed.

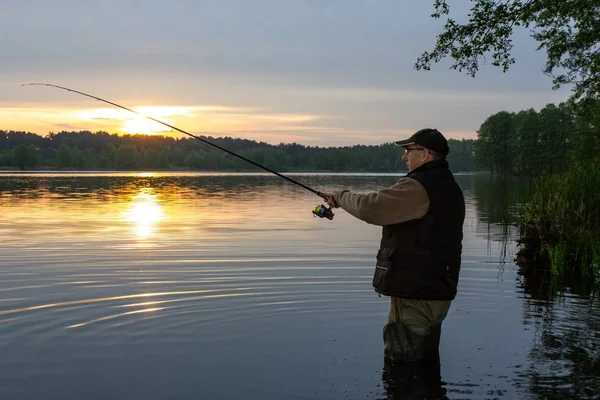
left=520, top=159, right=600, bottom=278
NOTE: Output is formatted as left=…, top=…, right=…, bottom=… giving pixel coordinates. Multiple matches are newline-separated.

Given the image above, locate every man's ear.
left=424, top=149, right=433, bottom=161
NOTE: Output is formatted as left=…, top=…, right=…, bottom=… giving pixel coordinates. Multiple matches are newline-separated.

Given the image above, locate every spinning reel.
left=312, top=204, right=334, bottom=220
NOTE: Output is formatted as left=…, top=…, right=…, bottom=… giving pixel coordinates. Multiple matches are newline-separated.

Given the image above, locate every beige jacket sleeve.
left=331, top=177, right=429, bottom=226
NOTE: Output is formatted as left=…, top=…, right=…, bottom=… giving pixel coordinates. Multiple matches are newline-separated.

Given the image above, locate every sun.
left=71, top=106, right=184, bottom=136
left=122, top=115, right=171, bottom=135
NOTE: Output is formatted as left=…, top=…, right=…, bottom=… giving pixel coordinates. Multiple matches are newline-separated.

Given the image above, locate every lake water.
left=0, top=172, right=598, bottom=399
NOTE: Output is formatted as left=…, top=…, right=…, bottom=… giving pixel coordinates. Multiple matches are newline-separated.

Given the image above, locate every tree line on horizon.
left=474, top=101, right=600, bottom=176
left=0, top=130, right=477, bottom=173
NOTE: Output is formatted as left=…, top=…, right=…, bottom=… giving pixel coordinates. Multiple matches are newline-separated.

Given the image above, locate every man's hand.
left=319, top=192, right=339, bottom=208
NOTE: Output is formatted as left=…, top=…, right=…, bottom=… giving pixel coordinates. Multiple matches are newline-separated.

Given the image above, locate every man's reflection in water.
left=380, top=323, right=448, bottom=399
left=381, top=350, right=447, bottom=400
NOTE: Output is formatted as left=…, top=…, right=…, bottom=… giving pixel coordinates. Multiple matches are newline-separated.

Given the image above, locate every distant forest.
left=0, top=130, right=477, bottom=173
left=474, top=102, right=600, bottom=176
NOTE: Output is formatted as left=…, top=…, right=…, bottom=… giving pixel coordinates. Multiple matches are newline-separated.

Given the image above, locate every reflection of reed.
left=518, top=290, right=600, bottom=399
left=469, top=174, right=538, bottom=268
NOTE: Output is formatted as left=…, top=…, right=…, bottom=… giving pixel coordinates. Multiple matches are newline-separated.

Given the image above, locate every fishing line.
left=23, top=83, right=335, bottom=220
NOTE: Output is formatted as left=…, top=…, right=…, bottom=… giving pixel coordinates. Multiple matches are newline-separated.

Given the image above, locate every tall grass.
left=520, top=159, right=600, bottom=279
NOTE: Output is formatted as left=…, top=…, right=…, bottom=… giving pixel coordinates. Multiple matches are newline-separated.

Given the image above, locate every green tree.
left=202, top=152, right=222, bottom=170
left=476, top=111, right=514, bottom=174
left=27, top=145, right=40, bottom=168
left=512, top=109, right=540, bottom=175
left=101, top=143, right=117, bottom=169
left=0, top=150, right=10, bottom=167
left=11, top=144, right=30, bottom=170
left=236, top=148, right=266, bottom=169
left=416, top=0, right=600, bottom=103
left=184, top=149, right=205, bottom=169
left=156, top=150, right=170, bottom=169
left=311, top=151, right=331, bottom=170
left=70, top=147, right=86, bottom=170
left=56, top=145, right=72, bottom=169
left=448, top=139, right=476, bottom=171
left=538, top=103, right=572, bottom=173
left=263, top=153, right=281, bottom=171
left=219, top=153, right=236, bottom=170
left=569, top=100, right=600, bottom=164
left=115, top=145, right=138, bottom=170
left=169, top=147, right=187, bottom=167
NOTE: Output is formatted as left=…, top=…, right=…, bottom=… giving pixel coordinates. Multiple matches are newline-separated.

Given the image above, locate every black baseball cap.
left=394, top=128, right=449, bottom=155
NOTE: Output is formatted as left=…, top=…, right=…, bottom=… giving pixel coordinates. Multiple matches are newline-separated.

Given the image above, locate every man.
left=321, top=128, right=465, bottom=364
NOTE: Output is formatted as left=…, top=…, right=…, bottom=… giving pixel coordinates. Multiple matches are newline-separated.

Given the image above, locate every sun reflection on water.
left=125, top=190, right=164, bottom=239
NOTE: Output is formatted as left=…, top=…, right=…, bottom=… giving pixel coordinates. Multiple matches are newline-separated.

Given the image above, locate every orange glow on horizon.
left=0, top=104, right=324, bottom=138
left=0, top=103, right=478, bottom=144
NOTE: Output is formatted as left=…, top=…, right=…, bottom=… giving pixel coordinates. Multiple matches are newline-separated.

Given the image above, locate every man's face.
left=401, top=146, right=430, bottom=171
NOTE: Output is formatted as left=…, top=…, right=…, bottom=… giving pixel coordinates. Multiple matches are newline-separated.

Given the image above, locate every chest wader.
left=382, top=298, right=444, bottom=364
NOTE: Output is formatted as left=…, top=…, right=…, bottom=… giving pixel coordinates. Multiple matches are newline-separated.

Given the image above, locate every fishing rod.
left=23, top=83, right=335, bottom=220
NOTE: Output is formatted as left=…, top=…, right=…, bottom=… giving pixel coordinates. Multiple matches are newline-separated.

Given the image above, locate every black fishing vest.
left=372, top=159, right=465, bottom=300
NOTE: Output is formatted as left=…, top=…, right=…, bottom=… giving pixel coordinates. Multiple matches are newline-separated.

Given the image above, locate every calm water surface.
left=0, top=172, right=598, bottom=399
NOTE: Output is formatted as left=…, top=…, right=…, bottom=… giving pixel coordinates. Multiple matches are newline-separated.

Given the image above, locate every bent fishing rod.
left=23, top=83, right=334, bottom=220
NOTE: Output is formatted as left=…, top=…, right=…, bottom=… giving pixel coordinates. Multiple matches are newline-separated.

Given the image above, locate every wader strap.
left=394, top=297, right=401, bottom=322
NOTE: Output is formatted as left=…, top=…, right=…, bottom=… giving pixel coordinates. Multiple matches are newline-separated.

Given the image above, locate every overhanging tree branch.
left=416, top=0, right=600, bottom=103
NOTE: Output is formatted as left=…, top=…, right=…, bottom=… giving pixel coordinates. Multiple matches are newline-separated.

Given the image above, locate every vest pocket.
left=373, top=247, right=395, bottom=294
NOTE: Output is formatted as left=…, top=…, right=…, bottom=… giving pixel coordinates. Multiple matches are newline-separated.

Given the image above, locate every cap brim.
left=393, top=139, right=415, bottom=147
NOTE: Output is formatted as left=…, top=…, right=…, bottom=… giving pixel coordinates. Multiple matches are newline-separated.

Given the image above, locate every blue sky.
left=0, top=0, right=571, bottom=146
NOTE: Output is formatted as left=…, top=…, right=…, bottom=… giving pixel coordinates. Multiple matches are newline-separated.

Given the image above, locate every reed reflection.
left=517, top=269, right=600, bottom=399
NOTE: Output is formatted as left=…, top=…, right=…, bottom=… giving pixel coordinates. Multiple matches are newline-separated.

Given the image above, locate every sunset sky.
left=0, top=1, right=571, bottom=147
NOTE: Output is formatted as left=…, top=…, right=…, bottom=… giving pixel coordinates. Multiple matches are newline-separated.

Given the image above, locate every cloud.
left=54, top=123, right=80, bottom=130
left=0, top=1, right=572, bottom=146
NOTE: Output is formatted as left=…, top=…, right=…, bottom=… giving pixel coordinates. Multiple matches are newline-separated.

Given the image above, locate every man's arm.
left=329, top=177, right=429, bottom=226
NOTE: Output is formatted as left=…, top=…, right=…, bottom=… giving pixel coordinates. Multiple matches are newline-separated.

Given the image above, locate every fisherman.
left=321, top=128, right=465, bottom=364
